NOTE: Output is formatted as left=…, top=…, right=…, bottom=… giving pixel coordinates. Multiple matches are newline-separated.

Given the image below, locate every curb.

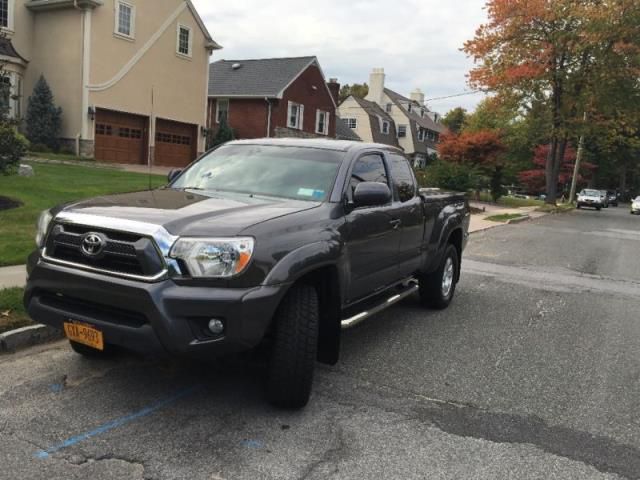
left=506, top=214, right=531, bottom=225
left=0, top=325, right=64, bottom=354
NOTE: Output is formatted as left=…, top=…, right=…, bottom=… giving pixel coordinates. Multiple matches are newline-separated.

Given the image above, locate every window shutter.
left=299, top=105, right=304, bottom=130
left=287, top=101, right=293, bottom=128
left=325, top=112, right=330, bottom=135
left=315, top=110, right=320, bottom=133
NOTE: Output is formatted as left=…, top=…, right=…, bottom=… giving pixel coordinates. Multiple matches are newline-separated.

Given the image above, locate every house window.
left=288, top=101, right=303, bottom=129
left=216, top=99, right=229, bottom=124
left=418, top=129, right=425, bottom=142
left=177, top=24, right=192, bottom=57
left=385, top=103, right=393, bottom=113
left=407, top=104, right=412, bottom=113
left=0, top=73, right=21, bottom=119
left=316, top=110, right=329, bottom=135
left=115, top=1, right=135, bottom=38
left=420, top=108, right=425, bottom=117
left=381, top=120, right=390, bottom=135
left=397, top=125, right=407, bottom=138
left=346, top=118, right=357, bottom=129
left=0, top=0, right=8, bottom=28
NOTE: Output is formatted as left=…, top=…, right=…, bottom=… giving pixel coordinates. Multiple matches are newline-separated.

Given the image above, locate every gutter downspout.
left=265, top=97, right=272, bottom=138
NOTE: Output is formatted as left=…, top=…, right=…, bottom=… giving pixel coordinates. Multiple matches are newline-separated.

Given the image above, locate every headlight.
left=35, top=210, right=53, bottom=248
left=170, top=237, right=255, bottom=278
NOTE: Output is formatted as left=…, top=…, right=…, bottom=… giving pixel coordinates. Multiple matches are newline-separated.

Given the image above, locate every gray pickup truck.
left=25, top=138, right=470, bottom=408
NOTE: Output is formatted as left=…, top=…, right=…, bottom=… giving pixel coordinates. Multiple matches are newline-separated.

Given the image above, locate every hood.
left=56, top=189, right=321, bottom=236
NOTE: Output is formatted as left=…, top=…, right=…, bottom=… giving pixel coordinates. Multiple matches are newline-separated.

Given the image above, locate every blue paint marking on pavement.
left=242, top=439, right=264, bottom=449
left=34, top=385, right=202, bottom=459
left=49, top=384, right=64, bottom=394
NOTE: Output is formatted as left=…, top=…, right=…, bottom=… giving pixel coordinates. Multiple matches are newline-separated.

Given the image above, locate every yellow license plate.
left=64, top=322, right=104, bottom=351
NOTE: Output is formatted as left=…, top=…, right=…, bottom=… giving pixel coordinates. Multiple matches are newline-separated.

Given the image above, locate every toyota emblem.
left=81, top=233, right=106, bottom=257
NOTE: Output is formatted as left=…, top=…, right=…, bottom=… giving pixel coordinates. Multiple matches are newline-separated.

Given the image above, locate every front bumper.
left=24, top=253, right=289, bottom=358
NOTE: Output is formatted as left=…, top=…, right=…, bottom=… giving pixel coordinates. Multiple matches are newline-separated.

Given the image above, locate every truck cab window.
left=348, top=154, right=388, bottom=201
left=388, top=153, right=417, bottom=202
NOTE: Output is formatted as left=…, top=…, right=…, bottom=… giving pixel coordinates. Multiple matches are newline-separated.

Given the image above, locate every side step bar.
left=341, top=282, right=419, bottom=329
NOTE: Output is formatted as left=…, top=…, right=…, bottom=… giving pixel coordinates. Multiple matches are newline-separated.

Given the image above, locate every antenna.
left=148, top=85, right=154, bottom=190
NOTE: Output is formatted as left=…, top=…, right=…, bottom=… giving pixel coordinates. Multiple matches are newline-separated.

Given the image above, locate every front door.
left=344, top=153, right=402, bottom=302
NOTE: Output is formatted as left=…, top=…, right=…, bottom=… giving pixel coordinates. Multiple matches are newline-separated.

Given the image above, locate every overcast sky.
left=192, top=0, right=488, bottom=115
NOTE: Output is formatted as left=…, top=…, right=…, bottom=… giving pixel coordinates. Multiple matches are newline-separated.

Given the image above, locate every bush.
left=29, top=143, right=52, bottom=154
left=0, top=123, right=29, bottom=175
left=25, top=75, right=62, bottom=151
left=208, top=117, right=235, bottom=149
left=416, top=160, right=478, bottom=192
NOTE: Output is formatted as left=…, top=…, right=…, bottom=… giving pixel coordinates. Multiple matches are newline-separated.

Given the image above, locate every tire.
left=69, top=340, right=112, bottom=358
left=266, top=284, right=319, bottom=409
left=419, top=244, right=459, bottom=310
left=576, top=205, right=581, bottom=209
left=596, top=207, right=601, bottom=211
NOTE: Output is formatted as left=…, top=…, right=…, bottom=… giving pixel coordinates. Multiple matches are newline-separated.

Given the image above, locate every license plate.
left=64, top=322, right=104, bottom=351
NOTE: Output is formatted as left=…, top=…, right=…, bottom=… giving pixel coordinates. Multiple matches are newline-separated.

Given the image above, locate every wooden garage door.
left=94, top=109, right=148, bottom=165
left=155, top=118, right=197, bottom=167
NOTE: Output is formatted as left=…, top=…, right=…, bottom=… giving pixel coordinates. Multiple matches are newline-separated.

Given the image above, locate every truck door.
left=386, top=153, right=435, bottom=278
left=344, top=153, right=402, bottom=302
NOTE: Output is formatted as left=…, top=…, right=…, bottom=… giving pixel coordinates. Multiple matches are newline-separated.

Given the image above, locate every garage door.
left=154, top=118, right=198, bottom=167
left=94, top=109, right=148, bottom=164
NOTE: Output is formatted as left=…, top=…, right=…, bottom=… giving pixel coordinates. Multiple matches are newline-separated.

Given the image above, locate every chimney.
left=327, top=78, right=340, bottom=105
left=365, top=68, right=385, bottom=105
left=410, top=88, right=425, bottom=105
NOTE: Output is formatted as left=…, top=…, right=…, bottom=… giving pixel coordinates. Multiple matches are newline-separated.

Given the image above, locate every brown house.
left=207, top=57, right=337, bottom=140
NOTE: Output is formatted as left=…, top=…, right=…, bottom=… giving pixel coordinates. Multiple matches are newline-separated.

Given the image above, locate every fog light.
left=208, top=319, right=225, bottom=335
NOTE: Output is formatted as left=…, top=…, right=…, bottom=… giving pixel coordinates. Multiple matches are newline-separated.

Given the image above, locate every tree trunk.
left=545, top=136, right=559, bottom=204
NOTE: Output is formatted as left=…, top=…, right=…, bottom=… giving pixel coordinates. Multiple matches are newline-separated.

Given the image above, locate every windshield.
left=171, top=144, right=343, bottom=201
left=581, top=190, right=600, bottom=196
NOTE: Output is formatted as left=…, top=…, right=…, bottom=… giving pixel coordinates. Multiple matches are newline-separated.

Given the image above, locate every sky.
left=192, top=0, right=489, bottom=115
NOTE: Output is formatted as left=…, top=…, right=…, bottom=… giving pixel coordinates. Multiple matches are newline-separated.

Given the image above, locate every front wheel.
left=419, top=244, right=459, bottom=310
left=266, top=285, right=319, bottom=409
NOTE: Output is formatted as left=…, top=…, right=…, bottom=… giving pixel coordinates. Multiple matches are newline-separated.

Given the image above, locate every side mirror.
left=167, top=169, right=183, bottom=183
left=353, top=182, right=392, bottom=209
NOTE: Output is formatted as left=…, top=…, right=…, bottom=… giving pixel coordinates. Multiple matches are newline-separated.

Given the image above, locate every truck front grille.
left=45, top=223, right=165, bottom=279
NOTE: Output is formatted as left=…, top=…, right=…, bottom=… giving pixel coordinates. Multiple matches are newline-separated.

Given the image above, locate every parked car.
left=599, top=190, right=609, bottom=208
left=577, top=189, right=604, bottom=210
left=24, top=139, right=470, bottom=408
left=631, top=196, right=640, bottom=215
left=607, top=191, right=619, bottom=207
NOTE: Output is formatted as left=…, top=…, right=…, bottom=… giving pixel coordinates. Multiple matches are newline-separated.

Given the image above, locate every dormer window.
left=407, top=104, right=412, bottom=113
left=420, top=108, right=425, bottom=117
left=385, top=103, right=393, bottom=113
left=1, top=0, right=11, bottom=29
left=115, top=1, right=135, bottom=39
left=381, top=120, right=390, bottom=134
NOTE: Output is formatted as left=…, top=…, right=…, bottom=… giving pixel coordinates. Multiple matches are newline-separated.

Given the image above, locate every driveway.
left=1, top=206, right=639, bottom=479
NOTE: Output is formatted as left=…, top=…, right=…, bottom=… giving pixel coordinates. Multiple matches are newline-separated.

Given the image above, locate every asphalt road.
left=1, top=206, right=639, bottom=480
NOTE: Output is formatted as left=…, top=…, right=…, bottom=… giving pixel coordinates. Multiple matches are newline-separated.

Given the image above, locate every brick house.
left=207, top=56, right=337, bottom=140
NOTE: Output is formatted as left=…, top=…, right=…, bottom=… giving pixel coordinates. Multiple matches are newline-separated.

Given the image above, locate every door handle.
left=389, top=219, right=402, bottom=230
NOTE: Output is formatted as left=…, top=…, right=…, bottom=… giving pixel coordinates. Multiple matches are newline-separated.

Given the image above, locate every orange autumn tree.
left=438, top=130, right=506, bottom=201
left=464, top=0, right=640, bottom=204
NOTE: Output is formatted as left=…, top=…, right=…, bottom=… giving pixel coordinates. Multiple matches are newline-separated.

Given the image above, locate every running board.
left=341, top=283, right=419, bottom=329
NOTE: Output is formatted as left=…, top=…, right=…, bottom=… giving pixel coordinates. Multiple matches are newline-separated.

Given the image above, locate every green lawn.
left=0, top=163, right=165, bottom=267
left=478, top=192, right=544, bottom=208
left=0, top=288, right=31, bottom=334
left=486, top=213, right=527, bottom=223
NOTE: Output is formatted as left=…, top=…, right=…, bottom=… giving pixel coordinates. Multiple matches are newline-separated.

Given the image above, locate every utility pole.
left=569, top=112, right=588, bottom=204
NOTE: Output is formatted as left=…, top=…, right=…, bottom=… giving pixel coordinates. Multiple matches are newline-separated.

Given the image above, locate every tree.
left=339, top=83, right=368, bottom=103
left=464, top=0, right=640, bottom=204
left=438, top=129, right=507, bottom=201
left=518, top=144, right=595, bottom=196
left=441, top=107, right=467, bottom=134
left=25, top=75, right=62, bottom=151
left=208, top=116, right=235, bottom=149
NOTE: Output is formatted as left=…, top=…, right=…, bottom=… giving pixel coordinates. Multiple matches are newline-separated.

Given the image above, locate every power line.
left=425, top=91, right=483, bottom=102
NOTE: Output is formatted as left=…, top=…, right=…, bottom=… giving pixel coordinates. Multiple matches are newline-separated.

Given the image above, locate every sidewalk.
left=0, top=265, right=27, bottom=289
left=469, top=202, right=546, bottom=233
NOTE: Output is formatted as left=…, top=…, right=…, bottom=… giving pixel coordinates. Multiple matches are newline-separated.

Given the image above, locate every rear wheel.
left=69, top=340, right=112, bottom=358
left=266, top=285, right=319, bottom=409
left=419, top=244, right=459, bottom=310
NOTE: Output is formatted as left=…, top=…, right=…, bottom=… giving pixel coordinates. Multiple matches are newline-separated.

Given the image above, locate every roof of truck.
left=225, top=138, right=404, bottom=153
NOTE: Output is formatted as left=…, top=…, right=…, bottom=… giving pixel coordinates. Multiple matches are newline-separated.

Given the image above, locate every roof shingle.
left=208, top=57, right=318, bottom=97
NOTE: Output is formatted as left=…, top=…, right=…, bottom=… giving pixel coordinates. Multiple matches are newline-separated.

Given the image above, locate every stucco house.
left=207, top=56, right=337, bottom=140
left=336, top=95, right=399, bottom=147
left=365, top=68, right=446, bottom=167
left=1, top=0, right=220, bottom=167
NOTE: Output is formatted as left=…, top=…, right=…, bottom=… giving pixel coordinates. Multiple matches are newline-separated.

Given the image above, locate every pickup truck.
left=24, top=139, right=470, bottom=408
